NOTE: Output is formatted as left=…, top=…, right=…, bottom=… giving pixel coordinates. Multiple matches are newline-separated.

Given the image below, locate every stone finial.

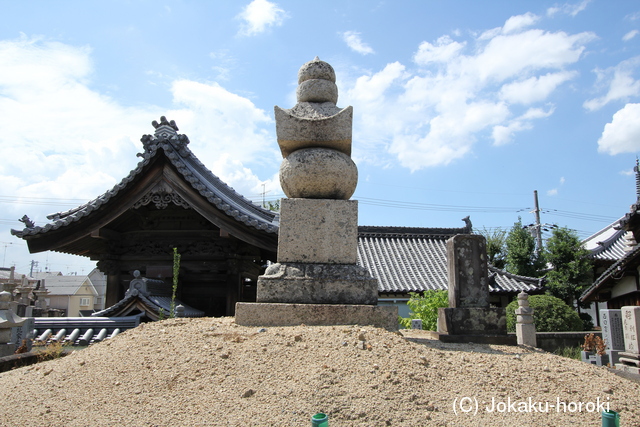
left=296, top=57, right=338, bottom=104
left=275, top=58, right=357, bottom=200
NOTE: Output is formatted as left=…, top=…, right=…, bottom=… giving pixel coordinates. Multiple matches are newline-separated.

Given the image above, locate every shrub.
left=506, top=294, right=583, bottom=332
left=398, top=290, right=448, bottom=331
left=579, top=312, right=594, bottom=331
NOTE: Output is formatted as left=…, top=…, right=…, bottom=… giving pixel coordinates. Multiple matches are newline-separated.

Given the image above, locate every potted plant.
left=594, top=336, right=609, bottom=367
left=581, top=333, right=597, bottom=365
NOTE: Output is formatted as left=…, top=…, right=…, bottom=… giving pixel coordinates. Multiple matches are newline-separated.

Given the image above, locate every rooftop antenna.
left=0, top=242, right=13, bottom=268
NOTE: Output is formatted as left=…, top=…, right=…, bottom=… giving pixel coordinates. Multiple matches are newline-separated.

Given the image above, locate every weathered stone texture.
left=277, top=198, right=358, bottom=264
left=437, top=307, right=507, bottom=335
left=235, top=302, right=398, bottom=331
left=280, top=148, right=357, bottom=199
left=256, top=262, right=378, bottom=305
left=446, top=234, right=489, bottom=308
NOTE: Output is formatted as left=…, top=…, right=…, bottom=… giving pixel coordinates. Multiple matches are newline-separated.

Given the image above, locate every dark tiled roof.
left=580, top=243, right=640, bottom=302
left=11, top=120, right=278, bottom=238
left=583, top=220, right=636, bottom=262
left=356, top=226, right=544, bottom=295
left=34, top=315, right=142, bottom=346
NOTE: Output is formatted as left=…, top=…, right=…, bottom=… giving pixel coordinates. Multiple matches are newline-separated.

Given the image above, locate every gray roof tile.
left=357, top=226, right=544, bottom=294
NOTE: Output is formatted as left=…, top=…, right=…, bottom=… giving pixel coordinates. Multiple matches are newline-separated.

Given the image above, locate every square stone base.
left=235, top=302, right=399, bottom=331
left=437, top=307, right=507, bottom=335
left=278, top=198, right=358, bottom=264
left=257, top=262, right=378, bottom=305
left=615, top=363, right=640, bottom=375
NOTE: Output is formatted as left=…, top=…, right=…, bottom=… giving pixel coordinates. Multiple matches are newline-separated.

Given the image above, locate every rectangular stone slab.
left=235, top=302, right=398, bottom=331
left=622, top=306, right=640, bottom=354
left=277, top=198, right=358, bottom=264
left=600, top=309, right=625, bottom=351
left=446, top=234, right=489, bottom=308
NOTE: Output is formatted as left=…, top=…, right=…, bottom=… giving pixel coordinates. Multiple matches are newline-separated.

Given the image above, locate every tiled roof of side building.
left=11, top=118, right=278, bottom=239
left=583, top=219, right=636, bottom=262
left=580, top=243, right=640, bottom=302
left=357, top=226, right=544, bottom=294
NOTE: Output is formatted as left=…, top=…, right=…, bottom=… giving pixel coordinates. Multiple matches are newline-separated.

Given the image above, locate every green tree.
left=504, top=218, right=543, bottom=277
left=398, top=290, right=448, bottom=331
left=478, top=227, right=507, bottom=269
left=544, top=227, right=592, bottom=307
left=505, top=294, right=583, bottom=332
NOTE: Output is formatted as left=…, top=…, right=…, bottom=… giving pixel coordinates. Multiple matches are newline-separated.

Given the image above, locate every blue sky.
left=1, top=0, right=640, bottom=275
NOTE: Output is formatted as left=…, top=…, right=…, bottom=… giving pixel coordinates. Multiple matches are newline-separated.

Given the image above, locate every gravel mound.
left=0, top=317, right=638, bottom=426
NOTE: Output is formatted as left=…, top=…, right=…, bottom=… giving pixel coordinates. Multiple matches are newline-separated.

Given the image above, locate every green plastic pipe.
left=602, top=410, right=620, bottom=427
left=311, top=413, right=328, bottom=427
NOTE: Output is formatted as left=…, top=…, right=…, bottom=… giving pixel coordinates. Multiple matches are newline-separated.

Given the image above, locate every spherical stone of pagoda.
left=280, top=147, right=357, bottom=199
left=298, top=57, right=336, bottom=83
left=296, top=79, right=338, bottom=104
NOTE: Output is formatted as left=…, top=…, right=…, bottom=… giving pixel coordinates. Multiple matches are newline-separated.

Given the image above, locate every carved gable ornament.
left=133, top=181, right=191, bottom=210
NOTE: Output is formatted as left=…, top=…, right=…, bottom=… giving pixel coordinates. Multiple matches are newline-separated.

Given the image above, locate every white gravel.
left=0, top=317, right=638, bottom=426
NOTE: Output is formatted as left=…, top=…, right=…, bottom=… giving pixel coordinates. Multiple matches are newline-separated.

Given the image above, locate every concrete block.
left=235, top=302, right=398, bottom=331
left=277, top=198, right=358, bottom=264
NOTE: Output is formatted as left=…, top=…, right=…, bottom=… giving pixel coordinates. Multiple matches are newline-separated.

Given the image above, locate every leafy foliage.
left=505, top=294, right=583, bottom=332
left=398, top=290, right=448, bottom=331
left=170, top=247, right=181, bottom=318
left=504, top=218, right=544, bottom=277
left=478, top=227, right=507, bottom=269
left=543, top=227, right=592, bottom=307
left=264, top=200, right=280, bottom=212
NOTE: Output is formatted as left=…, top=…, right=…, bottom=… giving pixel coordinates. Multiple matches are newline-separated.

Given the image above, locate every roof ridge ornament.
left=152, top=116, right=179, bottom=138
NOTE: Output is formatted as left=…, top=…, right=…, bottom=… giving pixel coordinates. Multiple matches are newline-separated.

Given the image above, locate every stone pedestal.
left=277, top=198, right=358, bottom=264
left=236, top=302, right=397, bottom=331
left=257, top=262, right=377, bottom=304
left=616, top=306, right=640, bottom=374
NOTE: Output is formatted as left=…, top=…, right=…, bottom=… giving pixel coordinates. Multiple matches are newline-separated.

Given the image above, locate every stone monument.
left=616, top=306, right=640, bottom=374
left=235, top=58, right=397, bottom=330
left=436, top=235, right=515, bottom=344
left=600, top=309, right=624, bottom=366
left=0, top=290, right=27, bottom=357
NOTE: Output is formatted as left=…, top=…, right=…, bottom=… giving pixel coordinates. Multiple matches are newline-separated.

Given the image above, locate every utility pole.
left=532, top=190, right=543, bottom=256
left=29, top=260, right=39, bottom=277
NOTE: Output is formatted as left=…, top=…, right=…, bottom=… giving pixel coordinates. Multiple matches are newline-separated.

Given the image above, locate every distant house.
left=44, top=274, right=100, bottom=317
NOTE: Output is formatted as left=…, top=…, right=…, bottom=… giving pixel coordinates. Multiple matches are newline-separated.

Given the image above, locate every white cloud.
left=0, top=35, right=279, bottom=230
left=547, top=188, right=558, bottom=196
left=584, top=57, right=640, bottom=111
left=499, top=71, right=577, bottom=104
left=597, top=103, right=640, bottom=155
left=341, top=31, right=375, bottom=55
left=623, top=30, right=639, bottom=42
left=502, top=13, right=540, bottom=34
left=342, top=16, right=593, bottom=170
left=547, top=0, right=591, bottom=17
left=559, top=176, right=565, bottom=184
left=237, top=0, right=287, bottom=36
left=414, top=36, right=465, bottom=65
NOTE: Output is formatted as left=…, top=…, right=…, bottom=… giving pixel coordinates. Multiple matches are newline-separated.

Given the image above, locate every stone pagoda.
left=236, top=58, right=397, bottom=330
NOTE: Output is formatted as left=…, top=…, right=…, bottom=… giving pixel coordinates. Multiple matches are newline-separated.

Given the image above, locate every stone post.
left=436, top=235, right=512, bottom=344
left=600, top=309, right=624, bottom=365
left=515, top=292, right=536, bottom=347
left=0, top=290, right=27, bottom=357
left=616, top=306, right=640, bottom=374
